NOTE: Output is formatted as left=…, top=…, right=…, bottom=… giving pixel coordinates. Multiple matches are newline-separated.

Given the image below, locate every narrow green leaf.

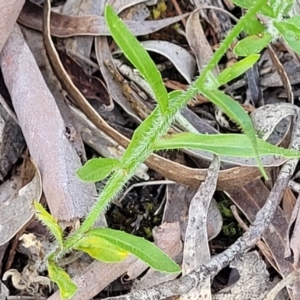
left=274, top=21, right=300, bottom=55
left=105, top=5, right=168, bottom=113
left=234, top=33, right=272, bottom=56
left=77, top=158, right=121, bottom=182
left=217, top=54, right=260, bottom=86
left=48, top=261, right=77, bottom=300
left=152, top=132, right=300, bottom=158
left=33, top=202, right=63, bottom=246
left=86, top=228, right=181, bottom=273
left=73, top=235, right=129, bottom=262
left=200, top=88, right=267, bottom=178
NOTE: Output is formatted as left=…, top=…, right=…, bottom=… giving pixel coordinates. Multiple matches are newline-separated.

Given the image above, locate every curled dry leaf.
left=0, top=160, right=42, bottom=246
left=250, top=103, right=298, bottom=141
left=3, top=265, right=51, bottom=295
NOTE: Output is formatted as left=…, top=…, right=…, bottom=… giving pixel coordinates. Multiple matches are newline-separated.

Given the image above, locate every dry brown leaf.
left=18, top=1, right=189, bottom=37
left=186, top=8, right=218, bottom=76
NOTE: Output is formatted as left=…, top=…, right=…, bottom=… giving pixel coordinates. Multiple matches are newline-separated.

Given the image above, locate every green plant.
left=34, top=1, right=300, bottom=299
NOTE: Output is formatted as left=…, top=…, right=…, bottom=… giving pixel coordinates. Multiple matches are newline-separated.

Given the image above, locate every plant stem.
left=62, top=0, right=267, bottom=253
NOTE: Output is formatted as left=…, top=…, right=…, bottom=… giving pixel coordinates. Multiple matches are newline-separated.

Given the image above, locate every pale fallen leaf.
left=18, top=1, right=189, bottom=37
left=250, top=103, right=297, bottom=142
left=186, top=8, right=218, bottom=76
left=182, top=156, right=220, bottom=300
left=0, top=162, right=42, bottom=246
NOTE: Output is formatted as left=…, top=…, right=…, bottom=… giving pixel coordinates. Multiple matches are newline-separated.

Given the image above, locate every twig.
left=230, top=205, right=279, bottom=273
left=171, top=0, right=187, bottom=27
left=102, top=113, right=300, bottom=300
left=230, top=205, right=248, bottom=231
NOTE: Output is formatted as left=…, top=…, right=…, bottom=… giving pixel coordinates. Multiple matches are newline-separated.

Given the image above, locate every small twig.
left=288, top=179, right=300, bottom=193
left=230, top=205, right=248, bottom=231
left=171, top=0, right=187, bottom=27
left=230, top=205, right=280, bottom=273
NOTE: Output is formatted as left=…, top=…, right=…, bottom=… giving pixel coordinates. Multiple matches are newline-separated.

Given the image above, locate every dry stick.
left=230, top=205, right=280, bottom=274
left=103, top=113, right=300, bottom=300
left=171, top=0, right=187, bottom=27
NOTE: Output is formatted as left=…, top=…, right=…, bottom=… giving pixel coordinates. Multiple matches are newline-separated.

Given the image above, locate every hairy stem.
left=62, top=0, right=267, bottom=253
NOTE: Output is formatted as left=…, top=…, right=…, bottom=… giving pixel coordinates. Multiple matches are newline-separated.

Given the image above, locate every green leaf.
left=200, top=88, right=267, bottom=178
left=274, top=21, right=300, bottom=55
left=77, top=158, right=121, bottom=182
left=86, top=228, right=181, bottom=273
left=284, top=15, right=300, bottom=29
left=234, top=33, right=272, bottom=56
left=269, top=0, right=294, bottom=14
left=243, top=17, right=265, bottom=35
left=152, top=132, right=300, bottom=158
left=217, top=54, right=260, bottom=86
left=168, top=90, right=183, bottom=100
left=48, top=261, right=77, bottom=300
left=206, top=70, right=220, bottom=89
left=73, top=235, right=129, bottom=262
left=233, top=0, right=275, bottom=17
left=105, top=5, right=168, bottom=113
left=33, top=202, right=63, bottom=247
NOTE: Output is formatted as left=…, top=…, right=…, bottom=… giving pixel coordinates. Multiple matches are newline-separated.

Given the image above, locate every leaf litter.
left=0, top=0, right=300, bottom=299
